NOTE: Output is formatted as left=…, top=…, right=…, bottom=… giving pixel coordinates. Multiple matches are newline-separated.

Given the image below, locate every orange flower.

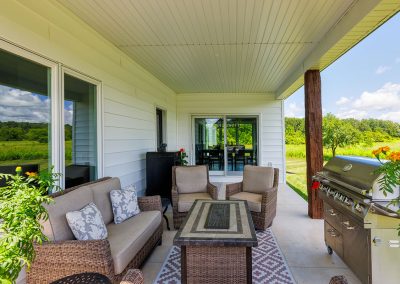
left=381, top=146, right=390, bottom=153
left=25, top=171, right=38, bottom=178
left=388, top=151, right=400, bottom=162
left=372, top=148, right=382, bottom=156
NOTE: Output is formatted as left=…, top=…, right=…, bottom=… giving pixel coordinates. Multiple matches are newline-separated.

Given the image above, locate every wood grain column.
left=304, top=70, right=323, bottom=219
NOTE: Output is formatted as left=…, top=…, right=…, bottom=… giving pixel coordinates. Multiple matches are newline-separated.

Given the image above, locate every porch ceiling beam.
left=304, top=70, right=323, bottom=219
left=275, top=0, right=399, bottom=100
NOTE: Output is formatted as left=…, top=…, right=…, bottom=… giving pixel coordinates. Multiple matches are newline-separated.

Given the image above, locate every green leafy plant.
left=178, top=148, right=188, bottom=166
left=0, top=167, right=60, bottom=283
left=372, top=146, right=400, bottom=235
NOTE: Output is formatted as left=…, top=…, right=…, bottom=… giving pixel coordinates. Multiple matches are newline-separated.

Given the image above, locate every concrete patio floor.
left=142, top=182, right=361, bottom=284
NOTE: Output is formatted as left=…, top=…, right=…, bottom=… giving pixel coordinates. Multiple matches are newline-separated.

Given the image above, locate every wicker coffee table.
left=173, top=200, right=258, bottom=284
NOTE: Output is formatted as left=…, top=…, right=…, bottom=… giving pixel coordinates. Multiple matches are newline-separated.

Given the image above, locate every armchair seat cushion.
left=229, top=192, right=262, bottom=213
left=107, top=211, right=161, bottom=274
left=178, top=193, right=212, bottom=212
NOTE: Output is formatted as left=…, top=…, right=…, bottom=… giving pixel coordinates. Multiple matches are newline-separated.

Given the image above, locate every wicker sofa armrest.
left=207, top=182, right=219, bottom=200
left=120, top=269, right=144, bottom=284
left=225, top=182, right=243, bottom=198
left=138, top=195, right=162, bottom=213
left=28, top=239, right=114, bottom=283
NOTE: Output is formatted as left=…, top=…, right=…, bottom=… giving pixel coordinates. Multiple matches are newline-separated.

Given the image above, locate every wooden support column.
left=304, top=70, right=324, bottom=219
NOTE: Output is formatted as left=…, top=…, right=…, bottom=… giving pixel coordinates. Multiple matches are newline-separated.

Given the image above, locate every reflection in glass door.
left=226, top=117, right=258, bottom=175
left=194, top=117, right=224, bottom=175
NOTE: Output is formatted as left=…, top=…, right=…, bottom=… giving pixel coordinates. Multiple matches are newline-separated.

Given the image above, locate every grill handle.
left=370, top=203, right=399, bottom=218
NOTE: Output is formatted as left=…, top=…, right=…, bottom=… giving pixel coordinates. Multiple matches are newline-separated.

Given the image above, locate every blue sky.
left=285, top=12, right=400, bottom=122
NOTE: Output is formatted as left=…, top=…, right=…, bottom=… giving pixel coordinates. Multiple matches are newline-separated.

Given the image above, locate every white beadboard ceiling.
left=56, top=0, right=399, bottom=96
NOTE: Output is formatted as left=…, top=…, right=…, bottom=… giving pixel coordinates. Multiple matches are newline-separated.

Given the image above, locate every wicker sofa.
left=27, top=177, right=163, bottom=284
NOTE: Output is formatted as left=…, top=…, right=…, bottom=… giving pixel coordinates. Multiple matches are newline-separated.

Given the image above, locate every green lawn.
left=286, top=140, right=400, bottom=199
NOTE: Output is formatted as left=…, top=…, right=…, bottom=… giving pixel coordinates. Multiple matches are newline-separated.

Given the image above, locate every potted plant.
left=0, top=166, right=60, bottom=283
left=178, top=148, right=188, bottom=166
left=372, top=146, right=400, bottom=235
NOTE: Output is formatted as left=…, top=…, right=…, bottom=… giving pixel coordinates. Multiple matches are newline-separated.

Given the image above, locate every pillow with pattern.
left=110, top=187, right=141, bottom=224
left=66, top=202, right=108, bottom=240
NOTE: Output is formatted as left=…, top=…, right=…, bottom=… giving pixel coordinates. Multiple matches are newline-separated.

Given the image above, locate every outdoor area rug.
left=154, top=229, right=296, bottom=284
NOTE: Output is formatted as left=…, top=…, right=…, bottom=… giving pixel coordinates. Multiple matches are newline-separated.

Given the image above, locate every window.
left=0, top=42, right=102, bottom=191
left=64, top=73, right=98, bottom=188
left=156, top=108, right=165, bottom=151
left=0, top=48, right=51, bottom=180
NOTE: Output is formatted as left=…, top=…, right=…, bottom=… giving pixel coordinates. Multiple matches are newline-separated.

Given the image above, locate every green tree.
left=323, top=113, right=360, bottom=157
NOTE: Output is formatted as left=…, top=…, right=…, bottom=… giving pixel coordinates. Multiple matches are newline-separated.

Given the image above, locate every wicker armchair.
left=226, top=165, right=279, bottom=230
left=172, top=165, right=218, bottom=229
left=27, top=178, right=163, bottom=284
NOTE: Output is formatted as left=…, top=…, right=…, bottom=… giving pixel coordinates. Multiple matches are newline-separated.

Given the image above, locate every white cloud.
left=335, top=97, right=351, bottom=106
left=353, top=83, right=400, bottom=110
left=334, top=83, right=400, bottom=122
left=375, top=65, right=390, bottom=74
left=379, top=111, right=400, bottom=123
left=285, top=102, right=304, bottom=118
left=0, top=86, right=50, bottom=123
left=336, top=109, right=368, bottom=120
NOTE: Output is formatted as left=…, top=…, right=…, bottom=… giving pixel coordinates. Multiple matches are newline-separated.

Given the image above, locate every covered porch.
left=1, top=0, right=399, bottom=283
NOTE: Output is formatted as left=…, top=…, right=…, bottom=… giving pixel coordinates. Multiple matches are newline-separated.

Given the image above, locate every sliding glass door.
left=193, top=116, right=258, bottom=175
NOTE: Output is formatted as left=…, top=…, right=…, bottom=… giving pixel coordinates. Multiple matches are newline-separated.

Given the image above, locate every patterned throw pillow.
left=110, top=187, right=141, bottom=224
left=66, top=202, right=108, bottom=240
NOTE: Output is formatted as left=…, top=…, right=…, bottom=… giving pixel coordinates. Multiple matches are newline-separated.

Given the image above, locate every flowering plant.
left=0, top=166, right=60, bottom=283
left=372, top=146, right=400, bottom=235
left=179, top=148, right=188, bottom=166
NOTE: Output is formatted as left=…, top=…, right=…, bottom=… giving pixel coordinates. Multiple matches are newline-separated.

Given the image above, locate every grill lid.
left=320, top=156, right=381, bottom=194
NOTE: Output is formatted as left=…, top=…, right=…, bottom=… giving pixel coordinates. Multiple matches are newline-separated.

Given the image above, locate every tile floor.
left=142, top=182, right=361, bottom=284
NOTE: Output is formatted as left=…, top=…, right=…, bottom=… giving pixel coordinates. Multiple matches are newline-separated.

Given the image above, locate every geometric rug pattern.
left=154, top=229, right=296, bottom=284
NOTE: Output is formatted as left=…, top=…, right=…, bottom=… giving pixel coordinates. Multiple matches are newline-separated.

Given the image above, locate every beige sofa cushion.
left=44, top=185, right=94, bottom=241
left=91, top=177, right=121, bottom=225
left=178, top=192, right=212, bottom=212
left=243, top=165, right=274, bottom=194
left=229, top=191, right=262, bottom=212
left=107, top=211, right=162, bottom=275
left=176, top=166, right=208, bottom=194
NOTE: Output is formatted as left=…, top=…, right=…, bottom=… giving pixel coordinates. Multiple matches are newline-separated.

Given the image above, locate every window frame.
left=61, top=67, right=103, bottom=189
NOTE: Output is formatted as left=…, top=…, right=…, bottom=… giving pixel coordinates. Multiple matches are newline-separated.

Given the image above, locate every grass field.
left=286, top=140, right=400, bottom=199
left=0, top=140, right=72, bottom=171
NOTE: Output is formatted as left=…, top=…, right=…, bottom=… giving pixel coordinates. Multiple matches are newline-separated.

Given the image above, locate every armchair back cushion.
left=92, top=177, right=121, bottom=224
left=43, top=184, right=94, bottom=241
left=175, top=166, right=208, bottom=194
left=243, top=165, right=274, bottom=194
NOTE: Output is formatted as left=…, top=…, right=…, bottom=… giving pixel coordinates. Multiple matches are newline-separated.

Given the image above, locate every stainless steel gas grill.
left=313, top=156, right=400, bottom=284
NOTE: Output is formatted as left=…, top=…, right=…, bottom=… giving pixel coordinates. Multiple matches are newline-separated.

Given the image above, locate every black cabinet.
left=146, top=152, right=179, bottom=202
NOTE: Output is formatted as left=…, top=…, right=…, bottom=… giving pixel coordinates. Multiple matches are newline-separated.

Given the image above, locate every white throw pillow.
left=110, top=187, right=141, bottom=224
left=66, top=202, right=108, bottom=240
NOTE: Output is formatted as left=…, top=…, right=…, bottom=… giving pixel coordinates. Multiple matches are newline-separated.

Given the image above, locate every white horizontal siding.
left=177, top=93, right=285, bottom=182
left=0, top=0, right=177, bottom=194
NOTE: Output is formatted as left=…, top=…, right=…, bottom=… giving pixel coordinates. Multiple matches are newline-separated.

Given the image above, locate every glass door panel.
left=194, top=117, right=224, bottom=174
left=64, top=74, right=97, bottom=188
left=0, top=48, right=51, bottom=182
left=226, top=117, right=258, bottom=175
